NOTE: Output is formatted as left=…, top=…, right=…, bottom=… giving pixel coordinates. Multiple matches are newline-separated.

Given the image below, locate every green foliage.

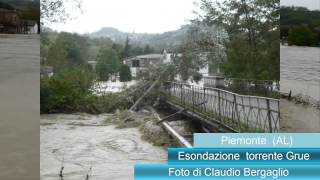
left=143, top=44, right=155, bottom=54
left=130, top=46, right=144, bottom=56
left=40, top=67, right=95, bottom=113
left=288, top=25, right=317, bottom=46
left=119, top=64, right=132, bottom=82
left=280, top=6, right=320, bottom=46
left=96, top=47, right=120, bottom=81
left=122, top=36, right=131, bottom=58
left=40, top=66, right=132, bottom=114
left=46, top=32, right=89, bottom=72
left=198, top=0, right=280, bottom=80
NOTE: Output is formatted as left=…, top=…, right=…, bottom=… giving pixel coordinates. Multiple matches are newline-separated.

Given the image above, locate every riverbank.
left=280, top=99, right=320, bottom=132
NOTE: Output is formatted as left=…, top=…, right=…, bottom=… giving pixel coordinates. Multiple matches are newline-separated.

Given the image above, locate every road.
left=0, top=34, right=39, bottom=180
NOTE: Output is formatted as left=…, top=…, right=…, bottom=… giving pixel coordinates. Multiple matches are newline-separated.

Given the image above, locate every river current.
left=280, top=45, right=320, bottom=132
left=280, top=45, right=320, bottom=102
left=40, top=114, right=166, bottom=180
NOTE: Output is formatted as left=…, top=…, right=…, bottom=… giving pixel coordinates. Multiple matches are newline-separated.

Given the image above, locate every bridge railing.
left=163, top=81, right=280, bottom=133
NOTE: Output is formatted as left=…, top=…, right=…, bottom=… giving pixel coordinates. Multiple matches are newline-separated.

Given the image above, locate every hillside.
left=90, top=25, right=190, bottom=50
left=280, top=6, right=320, bottom=37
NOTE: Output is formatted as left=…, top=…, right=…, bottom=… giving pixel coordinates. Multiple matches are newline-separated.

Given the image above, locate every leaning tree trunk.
left=129, top=79, right=159, bottom=111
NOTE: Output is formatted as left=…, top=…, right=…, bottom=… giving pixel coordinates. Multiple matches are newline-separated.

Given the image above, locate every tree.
left=122, top=36, right=131, bottom=58
left=41, top=67, right=95, bottom=113
left=46, top=32, right=89, bottom=71
left=131, top=46, right=144, bottom=56
left=96, top=47, right=120, bottom=81
left=40, top=0, right=82, bottom=26
left=143, top=44, right=154, bottom=54
left=288, top=25, right=317, bottom=46
left=119, top=64, right=132, bottom=82
left=280, top=6, right=320, bottom=45
left=197, top=0, right=280, bottom=80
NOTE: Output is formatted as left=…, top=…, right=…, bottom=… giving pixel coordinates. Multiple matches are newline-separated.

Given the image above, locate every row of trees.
left=42, top=30, right=160, bottom=82
left=94, top=36, right=157, bottom=81
left=281, top=6, right=320, bottom=46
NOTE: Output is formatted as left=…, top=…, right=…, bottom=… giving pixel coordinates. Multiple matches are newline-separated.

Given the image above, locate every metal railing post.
left=192, top=86, right=195, bottom=112
left=266, top=99, right=273, bottom=133
left=233, top=94, right=241, bottom=131
left=218, top=90, right=221, bottom=120
left=180, top=83, right=183, bottom=105
left=203, top=88, right=206, bottom=113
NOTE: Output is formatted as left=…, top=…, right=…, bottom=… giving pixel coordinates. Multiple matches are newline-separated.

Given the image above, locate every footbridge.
left=159, top=81, right=280, bottom=133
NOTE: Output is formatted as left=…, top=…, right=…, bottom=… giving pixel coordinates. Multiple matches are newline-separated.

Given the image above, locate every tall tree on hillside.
left=122, top=36, right=131, bottom=58
left=143, top=44, right=154, bottom=54
left=96, top=47, right=120, bottom=81
left=131, top=46, right=144, bottom=56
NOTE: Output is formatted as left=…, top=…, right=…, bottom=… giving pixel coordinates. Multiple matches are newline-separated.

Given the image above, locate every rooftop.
left=125, top=54, right=163, bottom=61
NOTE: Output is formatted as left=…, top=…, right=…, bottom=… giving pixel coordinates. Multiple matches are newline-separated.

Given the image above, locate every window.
left=132, top=60, right=140, bottom=67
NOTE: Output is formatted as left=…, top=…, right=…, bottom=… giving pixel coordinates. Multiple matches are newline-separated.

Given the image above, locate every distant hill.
left=90, top=25, right=190, bottom=50
left=281, top=6, right=320, bottom=37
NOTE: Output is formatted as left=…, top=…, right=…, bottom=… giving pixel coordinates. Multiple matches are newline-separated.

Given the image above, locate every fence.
left=203, top=76, right=280, bottom=98
left=163, top=81, right=280, bottom=133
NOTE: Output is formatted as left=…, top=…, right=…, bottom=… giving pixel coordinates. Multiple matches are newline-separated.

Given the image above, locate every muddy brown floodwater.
left=281, top=99, right=320, bottom=132
left=280, top=45, right=320, bottom=132
left=40, top=113, right=167, bottom=180
left=0, top=34, right=39, bottom=180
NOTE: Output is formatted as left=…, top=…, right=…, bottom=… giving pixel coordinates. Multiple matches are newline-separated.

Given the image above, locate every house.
left=123, top=50, right=211, bottom=80
left=0, top=8, right=20, bottom=33
left=123, top=54, right=164, bottom=78
left=0, top=8, right=39, bottom=34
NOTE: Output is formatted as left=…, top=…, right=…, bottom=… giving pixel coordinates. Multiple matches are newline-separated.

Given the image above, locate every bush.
left=288, top=25, right=317, bottom=46
left=119, top=64, right=132, bottom=82
left=40, top=68, right=95, bottom=113
left=41, top=67, right=133, bottom=114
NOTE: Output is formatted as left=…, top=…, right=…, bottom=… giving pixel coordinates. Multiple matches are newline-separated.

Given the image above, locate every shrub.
left=41, top=67, right=133, bottom=114
left=40, top=67, right=95, bottom=113
left=288, top=25, right=317, bottom=46
left=119, top=64, right=132, bottom=82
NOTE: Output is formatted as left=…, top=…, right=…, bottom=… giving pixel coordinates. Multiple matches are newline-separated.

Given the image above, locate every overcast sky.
left=281, top=0, right=320, bottom=10
left=51, top=0, right=200, bottom=34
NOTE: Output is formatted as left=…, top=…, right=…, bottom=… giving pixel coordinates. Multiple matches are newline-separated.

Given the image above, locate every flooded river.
left=280, top=45, right=320, bottom=132
left=280, top=45, right=320, bottom=102
left=40, top=114, right=167, bottom=180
